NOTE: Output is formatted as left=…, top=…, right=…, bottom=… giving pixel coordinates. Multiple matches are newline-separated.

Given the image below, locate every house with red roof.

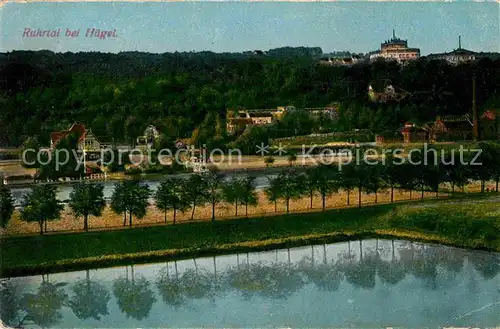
left=479, top=109, right=500, bottom=140
left=50, top=123, right=103, bottom=159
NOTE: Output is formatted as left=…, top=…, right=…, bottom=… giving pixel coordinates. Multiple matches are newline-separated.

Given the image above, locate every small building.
left=398, top=122, right=428, bottom=143
left=430, top=115, right=473, bottom=141
left=319, top=56, right=361, bottom=66
left=248, top=111, right=274, bottom=125
left=136, top=125, right=160, bottom=147
left=50, top=123, right=102, bottom=159
left=304, top=105, right=340, bottom=120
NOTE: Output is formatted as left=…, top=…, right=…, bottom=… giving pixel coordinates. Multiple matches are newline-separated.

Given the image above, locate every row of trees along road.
left=1, top=143, right=500, bottom=234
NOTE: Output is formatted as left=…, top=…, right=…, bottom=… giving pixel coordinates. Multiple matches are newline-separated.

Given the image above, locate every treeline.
left=0, top=50, right=499, bottom=146
left=2, top=143, right=500, bottom=234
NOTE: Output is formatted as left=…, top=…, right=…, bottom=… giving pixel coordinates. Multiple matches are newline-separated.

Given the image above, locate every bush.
left=125, top=166, right=142, bottom=175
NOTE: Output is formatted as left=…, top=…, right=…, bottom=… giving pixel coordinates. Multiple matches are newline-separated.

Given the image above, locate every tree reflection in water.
left=298, top=244, right=344, bottom=292
left=376, top=240, right=406, bottom=286
left=112, top=265, right=156, bottom=320
left=471, top=252, right=500, bottom=280
left=68, top=269, right=111, bottom=321
left=226, top=252, right=305, bottom=300
left=341, top=240, right=378, bottom=290
left=0, top=279, right=24, bottom=327
left=156, top=261, right=185, bottom=307
left=21, top=277, right=68, bottom=329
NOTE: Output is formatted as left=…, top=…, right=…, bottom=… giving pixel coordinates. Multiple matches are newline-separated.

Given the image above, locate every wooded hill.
left=0, top=49, right=498, bottom=147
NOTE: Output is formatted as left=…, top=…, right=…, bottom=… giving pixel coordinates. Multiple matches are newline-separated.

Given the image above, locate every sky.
left=0, top=1, right=499, bottom=55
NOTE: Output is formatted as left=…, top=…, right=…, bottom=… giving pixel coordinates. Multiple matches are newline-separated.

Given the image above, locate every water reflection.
left=1, top=240, right=499, bottom=328
left=68, top=270, right=110, bottom=321
left=112, top=265, right=156, bottom=320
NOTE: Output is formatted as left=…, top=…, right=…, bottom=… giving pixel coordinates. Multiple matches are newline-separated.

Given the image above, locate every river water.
left=1, top=239, right=499, bottom=328
left=8, top=173, right=274, bottom=207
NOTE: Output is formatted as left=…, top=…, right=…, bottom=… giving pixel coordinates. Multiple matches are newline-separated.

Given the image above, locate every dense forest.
left=0, top=48, right=499, bottom=147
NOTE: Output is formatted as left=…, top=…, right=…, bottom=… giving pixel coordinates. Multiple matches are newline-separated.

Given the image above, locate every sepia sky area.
left=1, top=1, right=499, bottom=54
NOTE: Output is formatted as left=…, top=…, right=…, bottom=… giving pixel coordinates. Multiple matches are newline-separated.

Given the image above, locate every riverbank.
left=1, top=194, right=499, bottom=278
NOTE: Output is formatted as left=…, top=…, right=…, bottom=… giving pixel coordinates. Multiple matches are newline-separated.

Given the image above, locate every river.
left=1, top=239, right=499, bottom=328
left=8, top=173, right=275, bottom=207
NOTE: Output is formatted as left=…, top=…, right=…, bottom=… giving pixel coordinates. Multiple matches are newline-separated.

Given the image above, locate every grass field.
left=1, top=194, right=499, bottom=278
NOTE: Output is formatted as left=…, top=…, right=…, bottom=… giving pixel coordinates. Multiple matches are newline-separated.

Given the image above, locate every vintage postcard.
left=0, top=0, right=499, bottom=328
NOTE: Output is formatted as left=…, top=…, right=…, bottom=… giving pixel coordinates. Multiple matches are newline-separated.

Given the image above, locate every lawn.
left=1, top=194, right=499, bottom=278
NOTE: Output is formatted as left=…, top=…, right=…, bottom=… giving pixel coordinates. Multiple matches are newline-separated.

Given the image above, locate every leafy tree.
left=398, top=161, right=418, bottom=200
left=382, top=155, right=403, bottom=202
left=20, top=136, right=40, bottom=168
left=364, top=163, right=385, bottom=203
left=69, top=182, right=106, bottom=231
left=204, top=169, right=225, bottom=222
left=68, top=270, right=111, bottom=321
left=342, top=162, right=372, bottom=208
left=183, top=174, right=208, bottom=220
left=315, top=165, right=341, bottom=211
left=223, top=177, right=245, bottom=216
left=270, top=169, right=305, bottom=214
left=287, top=154, right=297, bottom=167
left=339, top=164, right=356, bottom=206
left=20, top=185, right=63, bottom=234
left=264, top=177, right=280, bottom=213
left=442, top=158, right=470, bottom=195
left=0, top=180, right=14, bottom=228
left=110, top=180, right=151, bottom=227
left=154, top=177, right=189, bottom=224
left=21, top=281, right=68, bottom=328
left=238, top=176, right=258, bottom=216
left=264, top=156, right=275, bottom=168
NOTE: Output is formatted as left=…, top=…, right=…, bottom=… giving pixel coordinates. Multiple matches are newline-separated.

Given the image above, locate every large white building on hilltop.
left=370, top=30, right=420, bottom=63
left=426, top=36, right=478, bottom=65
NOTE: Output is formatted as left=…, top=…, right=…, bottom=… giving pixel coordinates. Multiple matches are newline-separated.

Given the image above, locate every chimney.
left=393, top=29, right=396, bottom=39
left=472, top=75, right=478, bottom=140
left=459, top=35, right=462, bottom=49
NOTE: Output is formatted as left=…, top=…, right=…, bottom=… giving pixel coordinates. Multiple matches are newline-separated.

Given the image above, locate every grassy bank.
left=1, top=195, right=499, bottom=278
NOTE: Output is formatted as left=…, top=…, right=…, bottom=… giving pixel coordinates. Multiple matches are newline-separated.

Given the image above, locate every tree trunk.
left=235, top=202, right=238, bottom=216
left=347, top=190, right=350, bottom=205
left=421, top=186, right=424, bottom=199
left=39, top=220, right=44, bottom=235
left=409, top=189, right=412, bottom=200
left=173, top=209, right=177, bottom=224
left=245, top=204, right=248, bottom=216
left=322, top=195, right=326, bottom=211
left=211, top=202, right=215, bottom=222
left=358, top=187, right=362, bottom=208
left=286, top=198, right=290, bottom=214
left=481, top=180, right=485, bottom=193
left=164, top=210, right=167, bottom=223
left=496, top=177, right=499, bottom=192
left=391, top=186, right=394, bottom=202
left=84, top=214, right=88, bottom=232
left=374, top=191, right=378, bottom=204
left=451, top=183, right=455, bottom=195
left=44, top=220, right=47, bottom=233
left=191, top=204, right=196, bottom=220
left=274, top=201, right=277, bottom=212
left=310, top=191, right=313, bottom=209
left=123, top=212, right=127, bottom=226
left=129, top=212, right=132, bottom=227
